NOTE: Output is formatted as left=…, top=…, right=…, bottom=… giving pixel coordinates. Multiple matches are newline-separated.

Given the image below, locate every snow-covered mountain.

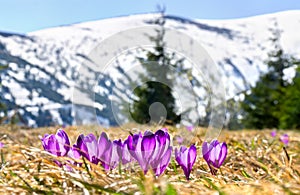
left=0, top=11, right=300, bottom=127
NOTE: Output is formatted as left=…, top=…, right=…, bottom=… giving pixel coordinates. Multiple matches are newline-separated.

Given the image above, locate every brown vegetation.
left=0, top=125, right=299, bottom=194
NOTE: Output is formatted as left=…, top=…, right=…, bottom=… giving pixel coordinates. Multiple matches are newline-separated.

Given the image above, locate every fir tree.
left=279, top=65, right=300, bottom=129
left=241, top=25, right=297, bottom=129
left=0, top=64, right=8, bottom=123
left=129, top=12, right=183, bottom=125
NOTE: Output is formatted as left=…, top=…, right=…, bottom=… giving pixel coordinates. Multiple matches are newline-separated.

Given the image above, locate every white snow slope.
left=0, top=11, right=299, bottom=127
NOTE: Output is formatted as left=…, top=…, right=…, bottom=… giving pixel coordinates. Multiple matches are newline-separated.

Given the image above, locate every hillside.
left=0, top=11, right=300, bottom=127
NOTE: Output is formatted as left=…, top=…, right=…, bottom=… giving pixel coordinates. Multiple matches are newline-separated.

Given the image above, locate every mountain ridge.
left=0, top=11, right=299, bottom=127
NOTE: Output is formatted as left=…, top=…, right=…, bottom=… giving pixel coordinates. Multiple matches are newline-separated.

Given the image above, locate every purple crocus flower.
left=176, top=136, right=184, bottom=145
left=127, top=130, right=172, bottom=176
left=122, top=138, right=133, bottom=164
left=127, top=131, right=157, bottom=174
left=110, top=140, right=121, bottom=169
left=114, top=138, right=131, bottom=165
left=114, top=139, right=123, bottom=161
left=63, top=146, right=82, bottom=169
left=280, top=134, right=289, bottom=145
left=67, top=146, right=82, bottom=160
left=202, top=140, right=227, bottom=175
left=0, top=142, right=4, bottom=149
left=186, top=126, right=194, bottom=132
left=98, top=132, right=113, bottom=171
left=73, top=133, right=99, bottom=164
left=271, top=130, right=277, bottom=137
left=175, top=145, right=197, bottom=180
left=150, top=130, right=172, bottom=176
left=97, top=132, right=121, bottom=171
left=41, top=129, right=70, bottom=156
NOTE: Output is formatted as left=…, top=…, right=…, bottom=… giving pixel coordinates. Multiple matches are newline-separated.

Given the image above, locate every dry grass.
left=0, top=125, right=299, bottom=194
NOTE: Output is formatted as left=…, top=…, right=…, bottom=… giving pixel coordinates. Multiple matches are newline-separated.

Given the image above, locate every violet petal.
left=155, top=147, right=172, bottom=176
left=280, top=134, right=289, bottom=145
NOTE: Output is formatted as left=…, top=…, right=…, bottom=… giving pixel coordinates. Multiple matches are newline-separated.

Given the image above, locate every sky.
left=1, top=0, right=300, bottom=34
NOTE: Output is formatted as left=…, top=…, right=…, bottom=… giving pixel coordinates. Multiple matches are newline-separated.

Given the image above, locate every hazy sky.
left=1, top=0, right=299, bottom=33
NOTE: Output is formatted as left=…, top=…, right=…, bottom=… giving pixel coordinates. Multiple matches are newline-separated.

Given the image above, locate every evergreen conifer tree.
left=279, top=65, right=300, bottom=129
left=0, top=64, right=8, bottom=123
left=241, top=25, right=297, bottom=129
left=130, top=12, right=183, bottom=124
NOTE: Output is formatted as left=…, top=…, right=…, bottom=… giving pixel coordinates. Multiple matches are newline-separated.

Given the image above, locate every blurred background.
left=0, top=0, right=300, bottom=130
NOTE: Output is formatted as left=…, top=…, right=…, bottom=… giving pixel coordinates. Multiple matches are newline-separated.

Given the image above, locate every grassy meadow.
left=0, top=125, right=299, bottom=194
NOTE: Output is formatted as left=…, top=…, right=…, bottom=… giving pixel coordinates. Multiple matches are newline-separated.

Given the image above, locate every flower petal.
left=141, top=133, right=156, bottom=159
left=110, top=141, right=120, bottom=169
left=101, top=140, right=112, bottom=171
left=48, top=135, right=60, bottom=156
left=114, top=139, right=123, bottom=158
left=141, top=133, right=156, bottom=173
left=76, top=134, right=89, bottom=159
left=83, top=134, right=99, bottom=164
left=218, top=143, right=227, bottom=167
left=155, top=147, right=172, bottom=176
left=98, top=132, right=110, bottom=157
left=122, top=138, right=132, bottom=164
left=202, top=141, right=210, bottom=161
left=188, top=144, right=197, bottom=171
left=56, top=129, right=71, bottom=156
left=280, top=134, right=289, bottom=145
left=98, top=132, right=112, bottom=170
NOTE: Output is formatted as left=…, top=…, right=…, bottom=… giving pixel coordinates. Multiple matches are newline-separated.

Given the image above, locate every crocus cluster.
left=202, top=140, right=227, bottom=175
left=41, top=128, right=228, bottom=179
left=41, top=129, right=173, bottom=176
left=41, top=129, right=128, bottom=171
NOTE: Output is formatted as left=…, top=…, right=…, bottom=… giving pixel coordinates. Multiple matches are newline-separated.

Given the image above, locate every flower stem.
left=283, top=146, right=290, bottom=163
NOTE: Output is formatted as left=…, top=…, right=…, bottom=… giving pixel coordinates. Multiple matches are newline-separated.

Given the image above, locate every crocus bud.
left=127, top=131, right=157, bottom=174
left=98, top=132, right=113, bottom=171
left=271, top=130, right=277, bottom=137
left=175, top=145, right=197, bottom=180
left=176, top=136, right=184, bottom=145
left=41, top=129, right=70, bottom=156
left=110, top=140, right=120, bottom=169
left=186, top=126, right=194, bottom=132
left=280, top=134, right=289, bottom=145
left=202, top=140, right=227, bottom=175
left=122, top=138, right=132, bottom=165
left=73, top=133, right=99, bottom=164
left=115, top=139, right=132, bottom=165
